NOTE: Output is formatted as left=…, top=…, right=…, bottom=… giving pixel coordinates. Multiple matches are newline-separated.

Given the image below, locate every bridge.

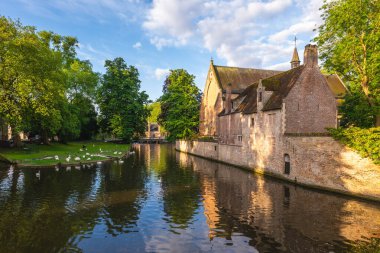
left=138, top=137, right=167, bottom=144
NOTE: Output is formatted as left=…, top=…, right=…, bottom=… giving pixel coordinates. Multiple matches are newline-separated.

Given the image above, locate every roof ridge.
left=213, top=65, right=282, bottom=72
left=261, top=65, right=304, bottom=81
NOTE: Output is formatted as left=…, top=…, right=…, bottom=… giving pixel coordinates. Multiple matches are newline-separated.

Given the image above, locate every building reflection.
left=178, top=151, right=380, bottom=252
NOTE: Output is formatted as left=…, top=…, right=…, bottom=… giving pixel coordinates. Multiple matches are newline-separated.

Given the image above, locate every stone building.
left=199, top=45, right=347, bottom=137
left=177, top=44, right=380, bottom=201
left=0, top=119, right=28, bottom=146
left=145, top=122, right=166, bottom=139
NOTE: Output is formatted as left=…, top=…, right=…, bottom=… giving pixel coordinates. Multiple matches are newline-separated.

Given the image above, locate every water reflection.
left=178, top=149, right=380, bottom=253
left=0, top=144, right=379, bottom=252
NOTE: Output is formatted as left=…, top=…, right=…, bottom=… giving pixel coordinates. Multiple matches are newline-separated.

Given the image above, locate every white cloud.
left=133, top=42, right=142, bottom=49
left=143, top=0, right=203, bottom=48
left=268, top=22, right=318, bottom=42
left=143, top=0, right=325, bottom=69
left=154, top=68, right=170, bottom=80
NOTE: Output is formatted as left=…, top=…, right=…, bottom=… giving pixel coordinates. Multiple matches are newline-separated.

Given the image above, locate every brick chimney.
left=225, top=83, right=232, bottom=114
left=304, top=44, right=318, bottom=68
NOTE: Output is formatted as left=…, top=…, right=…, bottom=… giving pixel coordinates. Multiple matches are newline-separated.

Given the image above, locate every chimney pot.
left=304, top=44, right=318, bottom=68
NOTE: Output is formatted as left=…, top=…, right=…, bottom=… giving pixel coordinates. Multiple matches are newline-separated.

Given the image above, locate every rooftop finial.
left=290, top=36, right=301, bottom=69
left=210, top=57, right=214, bottom=65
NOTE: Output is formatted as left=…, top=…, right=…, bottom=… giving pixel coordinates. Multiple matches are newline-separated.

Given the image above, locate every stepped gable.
left=213, top=65, right=281, bottom=91
left=261, top=65, right=304, bottom=111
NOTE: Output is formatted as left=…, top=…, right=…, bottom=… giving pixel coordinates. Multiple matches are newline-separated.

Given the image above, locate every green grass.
left=0, top=141, right=130, bottom=166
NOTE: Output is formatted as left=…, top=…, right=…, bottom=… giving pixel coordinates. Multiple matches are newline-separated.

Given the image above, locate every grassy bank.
left=0, top=141, right=130, bottom=166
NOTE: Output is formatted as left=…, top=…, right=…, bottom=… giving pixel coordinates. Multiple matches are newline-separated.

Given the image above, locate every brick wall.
left=176, top=137, right=380, bottom=201
left=284, top=60, right=337, bottom=134
left=199, top=73, right=223, bottom=136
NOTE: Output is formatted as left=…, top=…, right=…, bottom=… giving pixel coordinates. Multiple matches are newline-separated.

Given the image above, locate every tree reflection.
left=101, top=156, right=147, bottom=236
left=0, top=166, right=100, bottom=252
left=141, top=144, right=201, bottom=229
left=0, top=157, right=148, bottom=252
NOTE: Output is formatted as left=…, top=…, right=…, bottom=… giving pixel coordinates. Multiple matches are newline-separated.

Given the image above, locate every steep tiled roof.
left=236, top=84, right=259, bottom=114
left=324, top=74, right=348, bottom=98
left=219, top=84, right=259, bottom=116
left=213, top=65, right=281, bottom=91
left=261, top=66, right=304, bottom=111
left=216, top=65, right=347, bottom=117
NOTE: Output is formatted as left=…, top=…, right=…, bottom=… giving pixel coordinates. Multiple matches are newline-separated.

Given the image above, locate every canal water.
left=0, top=144, right=380, bottom=253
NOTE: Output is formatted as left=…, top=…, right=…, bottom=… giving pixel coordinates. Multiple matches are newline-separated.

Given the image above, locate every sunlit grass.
left=0, top=141, right=130, bottom=166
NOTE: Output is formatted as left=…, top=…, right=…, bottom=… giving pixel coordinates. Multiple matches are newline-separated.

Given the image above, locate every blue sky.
left=0, top=0, right=324, bottom=101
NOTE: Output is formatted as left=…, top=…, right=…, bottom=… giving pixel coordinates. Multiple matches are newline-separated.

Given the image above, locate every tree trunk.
left=376, top=115, right=380, bottom=127
left=12, top=134, right=23, bottom=148
left=41, top=132, right=50, bottom=145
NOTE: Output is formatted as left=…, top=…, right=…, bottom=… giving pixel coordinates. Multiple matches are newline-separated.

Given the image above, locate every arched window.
left=284, top=154, right=290, bottom=174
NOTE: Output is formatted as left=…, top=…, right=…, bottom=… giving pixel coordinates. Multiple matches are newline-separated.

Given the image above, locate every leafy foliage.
left=147, top=102, right=161, bottom=123
left=0, top=17, right=66, bottom=143
left=339, top=85, right=375, bottom=128
left=158, top=69, right=201, bottom=141
left=314, top=0, right=380, bottom=126
left=97, top=58, right=150, bottom=142
left=0, top=17, right=100, bottom=144
left=328, top=127, right=380, bottom=164
left=147, top=102, right=166, bottom=134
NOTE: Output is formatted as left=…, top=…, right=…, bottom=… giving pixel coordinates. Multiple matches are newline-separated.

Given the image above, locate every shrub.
left=328, top=127, right=380, bottom=164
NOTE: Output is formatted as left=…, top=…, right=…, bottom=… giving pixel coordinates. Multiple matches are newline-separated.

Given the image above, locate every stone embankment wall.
left=176, top=137, right=380, bottom=201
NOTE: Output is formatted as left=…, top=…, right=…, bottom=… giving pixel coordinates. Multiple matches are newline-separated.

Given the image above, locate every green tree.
left=97, top=57, right=150, bottom=142
left=65, top=60, right=100, bottom=140
left=147, top=102, right=161, bottom=123
left=56, top=99, right=81, bottom=143
left=0, top=17, right=100, bottom=145
left=72, top=95, right=99, bottom=140
left=0, top=17, right=66, bottom=145
left=314, top=0, right=380, bottom=126
left=147, top=102, right=166, bottom=134
left=339, top=86, right=375, bottom=128
left=158, top=69, right=201, bottom=141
